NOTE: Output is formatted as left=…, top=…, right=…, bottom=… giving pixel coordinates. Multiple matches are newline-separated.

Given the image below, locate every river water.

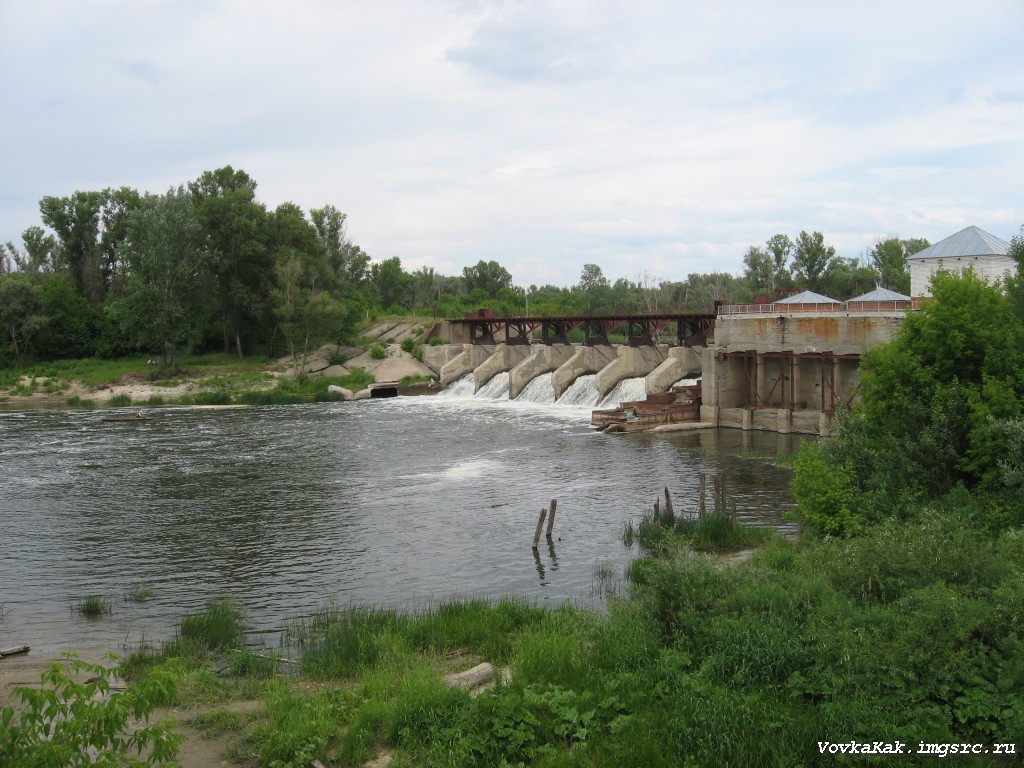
left=0, top=391, right=803, bottom=655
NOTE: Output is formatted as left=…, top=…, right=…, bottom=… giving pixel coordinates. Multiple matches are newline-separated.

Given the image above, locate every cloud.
left=1, top=0, right=1022, bottom=289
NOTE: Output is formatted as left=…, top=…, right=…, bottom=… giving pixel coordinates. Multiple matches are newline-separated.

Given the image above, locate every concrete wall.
left=423, top=343, right=465, bottom=376
left=509, top=344, right=576, bottom=399
left=715, top=313, right=903, bottom=355
left=438, top=345, right=493, bottom=387
left=551, top=345, right=618, bottom=399
left=595, top=345, right=669, bottom=399
left=473, top=344, right=533, bottom=392
left=646, top=346, right=703, bottom=394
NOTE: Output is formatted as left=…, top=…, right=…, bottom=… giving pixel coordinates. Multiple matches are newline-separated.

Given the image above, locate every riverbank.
left=0, top=344, right=438, bottom=409
left=4, top=506, right=1019, bottom=767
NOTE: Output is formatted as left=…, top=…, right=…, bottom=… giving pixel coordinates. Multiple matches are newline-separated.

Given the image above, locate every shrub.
left=428, top=337, right=446, bottom=346
left=400, top=338, right=415, bottom=353
left=370, top=345, right=387, bottom=360
left=107, top=393, right=132, bottom=407
left=0, top=654, right=182, bottom=766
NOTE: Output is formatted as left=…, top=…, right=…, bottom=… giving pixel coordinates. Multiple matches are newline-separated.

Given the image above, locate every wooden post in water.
left=545, top=499, right=558, bottom=540
left=532, top=508, right=548, bottom=550
left=664, top=487, right=674, bottom=525
left=699, top=472, right=706, bottom=518
left=654, top=498, right=660, bottom=522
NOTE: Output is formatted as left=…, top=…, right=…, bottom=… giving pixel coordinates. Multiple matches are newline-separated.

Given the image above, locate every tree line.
left=0, top=166, right=930, bottom=369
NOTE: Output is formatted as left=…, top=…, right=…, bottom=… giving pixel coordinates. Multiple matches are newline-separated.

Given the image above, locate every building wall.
left=715, top=313, right=904, bottom=356
left=910, top=255, right=1017, bottom=297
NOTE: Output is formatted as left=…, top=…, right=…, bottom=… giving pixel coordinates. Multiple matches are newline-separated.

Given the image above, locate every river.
left=0, top=390, right=804, bottom=655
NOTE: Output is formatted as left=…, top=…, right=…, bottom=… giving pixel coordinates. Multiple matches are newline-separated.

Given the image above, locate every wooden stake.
left=664, top=487, right=674, bottom=521
left=699, top=472, right=706, bottom=518
left=545, top=499, right=558, bottom=539
left=532, top=508, right=548, bottom=549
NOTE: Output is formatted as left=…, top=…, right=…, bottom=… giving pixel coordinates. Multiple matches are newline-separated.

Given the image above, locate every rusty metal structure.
left=452, top=312, right=716, bottom=347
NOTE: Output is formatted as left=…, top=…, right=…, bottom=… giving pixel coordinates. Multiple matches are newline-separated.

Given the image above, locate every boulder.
left=327, top=385, right=354, bottom=400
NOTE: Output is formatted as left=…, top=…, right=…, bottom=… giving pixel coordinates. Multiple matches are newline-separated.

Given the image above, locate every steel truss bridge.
left=450, top=313, right=717, bottom=347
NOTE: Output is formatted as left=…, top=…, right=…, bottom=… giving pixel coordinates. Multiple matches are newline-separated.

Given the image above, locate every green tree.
left=189, top=166, right=270, bottom=357
left=463, top=260, right=513, bottom=299
left=370, top=256, right=412, bottom=310
left=0, top=274, right=46, bottom=368
left=115, top=188, right=209, bottom=369
left=801, top=268, right=1024, bottom=531
left=39, top=188, right=141, bottom=305
left=868, top=237, right=929, bottom=295
left=32, top=273, right=99, bottom=360
left=791, top=231, right=837, bottom=293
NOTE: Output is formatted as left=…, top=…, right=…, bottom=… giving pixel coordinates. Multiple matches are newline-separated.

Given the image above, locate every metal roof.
left=907, top=225, right=1010, bottom=261
left=775, top=290, right=840, bottom=304
left=847, top=287, right=912, bottom=302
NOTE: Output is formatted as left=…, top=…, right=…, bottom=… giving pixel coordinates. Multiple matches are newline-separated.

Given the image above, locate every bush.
left=0, top=654, right=182, bottom=766
left=370, top=345, right=387, bottom=360
left=400, top=338, right=415, bottom=353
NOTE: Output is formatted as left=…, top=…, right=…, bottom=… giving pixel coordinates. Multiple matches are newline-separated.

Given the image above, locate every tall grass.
left=164, top=600, right=244, bottom=658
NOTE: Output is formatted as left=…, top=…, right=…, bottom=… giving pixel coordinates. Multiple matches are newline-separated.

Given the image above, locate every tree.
left=798, top=268, right=1024, bottom=531
left=792, top=231, right=837, bottom=293
left=0, top=274, right=46, bottom=368
left=463, top=260, right=513, bottom=299
left=868, top=237, right=929, bottom=295
left=742, top=246, right=772, bottom=297
left=371, top=257, right=412, bottom=310
left=189, top=166, right=270, bottom=357
left=39, top=188, right=141, bottom=305
left=115, top=188, right=209, bottom=369
left=764, top=234, right=794, bottom=295
left=576, top=264, right=611, bottom=311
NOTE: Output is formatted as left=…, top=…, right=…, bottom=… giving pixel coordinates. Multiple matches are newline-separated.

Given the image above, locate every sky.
left=2, top=0, right=1023, bottom=289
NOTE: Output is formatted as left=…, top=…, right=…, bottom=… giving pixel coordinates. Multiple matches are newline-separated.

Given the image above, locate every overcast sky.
left=2, top=0, right=1022, bottom=288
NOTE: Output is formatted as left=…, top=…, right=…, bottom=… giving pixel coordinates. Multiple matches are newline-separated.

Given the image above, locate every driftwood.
left=443, top=662, right=494, bottom=691
left=444, top=647, right=470, bottom=660
left=0, top=645, right=30, bottom=658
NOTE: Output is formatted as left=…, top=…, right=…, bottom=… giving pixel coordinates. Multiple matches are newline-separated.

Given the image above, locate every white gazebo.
left=908, top=225, right=1014, bottom=297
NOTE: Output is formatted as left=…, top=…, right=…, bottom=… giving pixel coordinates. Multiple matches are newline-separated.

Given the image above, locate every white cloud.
left=1, top=0, right=1022, bottom=289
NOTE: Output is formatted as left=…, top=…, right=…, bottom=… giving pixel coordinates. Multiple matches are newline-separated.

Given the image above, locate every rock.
left=327, top=385, right=354, bottom=400
left=352, top=388, right=372, bottom=400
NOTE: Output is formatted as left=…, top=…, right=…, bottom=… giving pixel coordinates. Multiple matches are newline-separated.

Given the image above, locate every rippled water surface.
left=0, top=396, right=804, bottom=654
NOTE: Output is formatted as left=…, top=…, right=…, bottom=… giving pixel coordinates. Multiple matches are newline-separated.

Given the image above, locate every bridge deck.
left=449, top=313, right=716, bottom=347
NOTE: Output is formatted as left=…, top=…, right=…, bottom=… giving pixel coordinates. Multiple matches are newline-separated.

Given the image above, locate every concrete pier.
left=508, top=344, right=576, bottom=400
left=473, top=344, right=533, bottom=392
left=437, top=344, right=493, bottom=387
left=595, top=345, right=669, bottom=400
left=646, top=346, right=703, bottom=394
left=550, top=346, right=618, bottom=399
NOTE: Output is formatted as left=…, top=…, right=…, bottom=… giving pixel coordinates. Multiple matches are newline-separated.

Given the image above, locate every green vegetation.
left=123, top=584, right=155, bottom=603
left=107, top=392, right=132, bottom=407
left=0, top=654, right=183, bottom=767
left=72, top=595, right=112, bottom=618
left=370, top=344, right=387, bottom=360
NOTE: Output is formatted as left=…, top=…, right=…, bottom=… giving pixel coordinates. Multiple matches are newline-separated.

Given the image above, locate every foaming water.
left=0, top=401, right=804, bottom=655
left=557, top=375, right=599, bottom=407
left=516, top=373, right=556, bottom=404
left=476, top=372, right=510, bottom=399
left=599, top=377, right=648, bottom=408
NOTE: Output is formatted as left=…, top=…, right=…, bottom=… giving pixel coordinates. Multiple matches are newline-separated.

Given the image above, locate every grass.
left=123, top=584, right=155, bottom=603
left=107, top=393, right=132, bottom=407
left=105, top=511, right=1024, bottom=767
left=72, top=595, right=113, bottom=618
left=162, top=600, right=245, bottom=660
left=66, top=395, right=95, bottom=408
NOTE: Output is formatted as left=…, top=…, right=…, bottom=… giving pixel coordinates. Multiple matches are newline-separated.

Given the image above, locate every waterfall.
left=437, top=373, right=475, bottom=398
left=476, top=372, right=510, bottom=399
left=515, top=372, right=556, bottom=403
left=598, top=377, right=647, bottom=408
left=557, top=375, right=599, bottom=407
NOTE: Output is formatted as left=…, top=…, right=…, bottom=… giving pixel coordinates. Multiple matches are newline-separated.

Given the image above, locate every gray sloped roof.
left=848, top=287, right=912, bottom=302
left=907, top=225, right=1010, bottom=261
left=775, top=290, right=840, bottom=304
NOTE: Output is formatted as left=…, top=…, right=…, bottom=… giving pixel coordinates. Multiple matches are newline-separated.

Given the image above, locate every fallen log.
left=0, top=645, right=30, bottom=658
left=444, top=662, right=494, bottom=691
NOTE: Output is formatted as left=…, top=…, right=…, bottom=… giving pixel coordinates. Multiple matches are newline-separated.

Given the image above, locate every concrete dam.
left=420, top=302, right=911, bottom=435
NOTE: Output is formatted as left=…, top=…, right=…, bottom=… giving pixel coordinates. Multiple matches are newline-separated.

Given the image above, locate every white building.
left=908, top=225, right=1014, bottom=297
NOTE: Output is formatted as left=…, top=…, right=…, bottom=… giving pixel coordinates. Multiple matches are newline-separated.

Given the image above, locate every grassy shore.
left=6, top=507, right=1019, bottom=767
left=0, top=353, right=379, bottom=408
